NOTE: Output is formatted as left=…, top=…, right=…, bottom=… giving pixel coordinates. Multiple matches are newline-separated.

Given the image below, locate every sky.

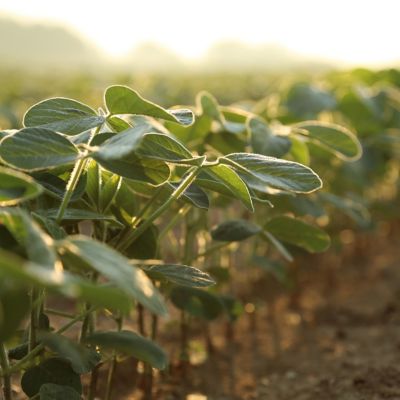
left=1, top=0, right=399, bottom=65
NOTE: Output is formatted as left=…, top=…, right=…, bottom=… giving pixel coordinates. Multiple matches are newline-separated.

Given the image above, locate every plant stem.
left=104, top=314, right=123, bottom=400
left=117, top=166, right=202, bottom=252
left=44, top=309, right=75, bottom=319
left=28, top=288, right=39, bottom=353
left=158, top=204, right=191, bottom=240
left=191, top=241, right=231, bottom=262
left=87, top=364, right=100, bottom=400
left=0, top=343, right=12, bottom=400
left=56, top=126, right=101, bottom=223
left=56, top=157, right=87, bottom=223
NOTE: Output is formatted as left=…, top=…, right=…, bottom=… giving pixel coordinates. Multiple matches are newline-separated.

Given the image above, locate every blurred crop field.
left=1, top=5, right=400, bottom=400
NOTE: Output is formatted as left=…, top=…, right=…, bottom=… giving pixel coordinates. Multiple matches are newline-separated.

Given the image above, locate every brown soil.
left=150, top=225, right=400, bottom=400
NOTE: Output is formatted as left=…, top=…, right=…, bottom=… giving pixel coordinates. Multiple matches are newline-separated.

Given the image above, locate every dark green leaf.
left=39, top=383, right=81, bottom=400
left=125, top=224, right=158, bottom=260
left=0, top=284, right=30, bottom=341
left=248, top=117, right=291, bottom=157
left=211, top=219, right=261, bottom=242
left=143, top=264, right=215, bottom=287
left=32, top=172, right=86, bottom=202
left=21, top=358, right=82, bottom=397
left=170, top=182, right=209, bottom=209
left=170, top=286, right=223, bottom=320
left=85, top=330, right=168, bottom=369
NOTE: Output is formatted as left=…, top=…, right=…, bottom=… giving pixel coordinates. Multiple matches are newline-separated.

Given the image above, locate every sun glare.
left=1, top=0, right=400, bottom=64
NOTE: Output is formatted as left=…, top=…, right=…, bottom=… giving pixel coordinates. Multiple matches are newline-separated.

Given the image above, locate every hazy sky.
left=1, top=0, right=399, bottom=65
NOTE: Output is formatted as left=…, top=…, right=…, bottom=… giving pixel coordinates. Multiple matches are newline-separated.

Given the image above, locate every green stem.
left=190, top=241, right=230, bottom=263
left=28, top=288, right=39, bottom=353
left=0, top=343, right=12, bottom=400
left=56, top=157, right=87, bottom=223
left=56, top=126, right=101, bottom=223
left=104, top=314, right=123, bottom=400
left=87, top=364, right=100, bottom=400
left=109, top=186, right=164, bottom=248
left=117, top=166, right=202, bottom=252
left=159, top=204, right=191, bottom=240
left=44, top=309, right=75, bottom=319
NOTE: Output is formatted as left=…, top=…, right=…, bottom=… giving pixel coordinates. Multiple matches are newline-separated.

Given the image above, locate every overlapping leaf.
left=0, top=128, right=80, bottom=170
left=220, top=153, right=322, bottom=193
left=24, top=97, right=105, bottom=135
left=105, top=85, right=194, bottom=125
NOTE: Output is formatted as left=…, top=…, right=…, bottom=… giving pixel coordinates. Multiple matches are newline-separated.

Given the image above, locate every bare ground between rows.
left=148, top=226, right=400, bottom=400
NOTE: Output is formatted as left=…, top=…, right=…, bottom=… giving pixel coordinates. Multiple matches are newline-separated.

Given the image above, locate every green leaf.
left=39, top=383, right=81, bottom=400
left=292, top=121, right=362, bottom=161
left=21, top=358, right=82, bottom=397
left=0, top=250, right=131, bottom=312
left=107, top=115, right=132, bottom=132
left=205, top=164, right=253, bottom=211
left=41, top=333, right=101, bottom=374
left=24, top=97, right=105, bottom=135
left=33, top=172, right=86, bottom=202
left=0, top=128, right=80, bottom=171
left=143, top=264, right=215, bottom=287
left=165, top=114, right=212, bottom=144
left=0, top=167, right=43, bottom=206
left=91, top=125, right=149, bottom=161
left=99, top=174, right=121, bottom=213
left=289, top=136, right=310, bottom=165
left=105, top=85, right=194, bottom=125
left=125, top=224, right=158, bottom=260
left=136, top=133, right=204, bottom=165
left=265, top=216, right=330, bottom=253
left=0, top=208, right=57, bottom=268
left=211, top=219, right=261, bottom=242
left=59, top=236, right=167, bottom=316
left=170, top=286, right=224, bottom=320
left=0, top=283, right=30, bottom=341
left=170, top=182, right=209, bottom=209
left=197, top=91, right=224, bottom=124
left=86, top=159, right=101, bottom=205
left=85, top=330, right=168, bottom=370
left=248, top=117, right=291, bottom=157
left=220, top=153, right=322, bottom=194
left=285, top=83, right=336, bottom=118
left=94, top=152, right=170, bottom=185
